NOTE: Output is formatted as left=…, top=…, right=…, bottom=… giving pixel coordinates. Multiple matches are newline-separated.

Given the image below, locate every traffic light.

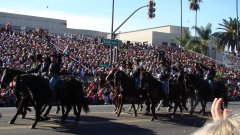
left=148, top=0, right=156, bottom=19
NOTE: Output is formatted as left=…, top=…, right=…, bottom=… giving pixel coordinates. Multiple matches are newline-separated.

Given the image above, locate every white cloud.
left=0, top=8, right=111, bottom=32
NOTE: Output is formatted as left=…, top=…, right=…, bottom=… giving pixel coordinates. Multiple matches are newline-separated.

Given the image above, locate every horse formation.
left=0, top=67, right=228, bottom=129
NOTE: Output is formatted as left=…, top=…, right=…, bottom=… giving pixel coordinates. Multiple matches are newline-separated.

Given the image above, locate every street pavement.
left=0, top=102, right=239, bottom=135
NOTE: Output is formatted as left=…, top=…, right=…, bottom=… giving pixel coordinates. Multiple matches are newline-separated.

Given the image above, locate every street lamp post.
left=237, top=0, right=239, bottom=51
left=109, top=1, right=149, bottom=65
left=110, top=0, right=115, bottom=66
left=180, top=0, right=182, bottom=41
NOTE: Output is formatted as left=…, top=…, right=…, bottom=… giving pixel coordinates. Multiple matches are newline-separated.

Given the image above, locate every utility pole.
left=180, top=0, right=183, bottom=41
left=108, top=0, right=155, bottom=65
left=110, top=0, right=115, bottom=66
left=237, top=0, right=239, bottom=51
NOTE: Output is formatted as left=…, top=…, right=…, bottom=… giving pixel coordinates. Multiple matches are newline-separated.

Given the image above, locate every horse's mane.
left=6, top=68, right=27, bottom=75
left=146, top=72, right=159, bottom=84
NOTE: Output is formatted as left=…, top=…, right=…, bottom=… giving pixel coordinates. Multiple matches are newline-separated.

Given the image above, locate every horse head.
left=1, top=68, right=15, bottom=89
left=139, top=70, right=152, bottom=90
left=1, top=68, right=26, bottom=89
left=106, top=68, right=118, bottom=81
left=114, top=70, right=123, bottom=88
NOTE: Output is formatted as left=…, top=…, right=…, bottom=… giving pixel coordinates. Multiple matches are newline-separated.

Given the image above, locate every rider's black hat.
left=50, top=51, right=57, bottom=57
left=36, top=54, right=42, bottom=60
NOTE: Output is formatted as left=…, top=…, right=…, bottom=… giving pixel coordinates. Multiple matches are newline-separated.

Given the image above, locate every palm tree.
left=176, top=29, right=191, bottom=48
left=176, top=24, right=212, bottom=55
left=192, top=23, right=212, bottom=55
left=189, top=0, right=202, bottom=37
left=212, top=17, right=240, bottom=53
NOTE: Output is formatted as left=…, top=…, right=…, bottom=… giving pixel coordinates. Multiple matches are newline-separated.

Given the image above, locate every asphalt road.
left=0, top=103, right=239, bottom=135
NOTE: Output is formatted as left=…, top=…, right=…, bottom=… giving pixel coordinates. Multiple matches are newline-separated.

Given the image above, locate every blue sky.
left=0, top=0, right=237, bottom=33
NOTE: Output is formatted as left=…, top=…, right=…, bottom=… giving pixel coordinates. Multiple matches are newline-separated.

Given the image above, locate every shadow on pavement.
left=45, top=115, right=158, bottom=135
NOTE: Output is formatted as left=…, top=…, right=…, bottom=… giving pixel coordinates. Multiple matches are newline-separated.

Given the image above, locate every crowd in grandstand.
left=0, top=23, right=240, bottom=106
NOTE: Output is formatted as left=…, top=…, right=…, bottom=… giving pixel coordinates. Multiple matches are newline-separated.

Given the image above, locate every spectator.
left=192, top=98, right=240, bottom=135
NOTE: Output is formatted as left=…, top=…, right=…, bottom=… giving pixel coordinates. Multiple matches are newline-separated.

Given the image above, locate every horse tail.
left=222, top=83, right=228, bottom=108
left=82, top=96, right=90, bottom=113
left=77, top=80, right=90, bottom=113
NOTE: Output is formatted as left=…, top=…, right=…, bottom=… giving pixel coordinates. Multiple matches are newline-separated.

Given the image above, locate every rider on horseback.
left=126, top=61, right=133, bottom=76
left=48, top=51, right=62, bottom=91
left=158, top=59, right=171, bottom=107
left=119, top=60, right=127, bottom=73
left=193, top=62, right=204, bottom=79
left=28, top=54, right=42, bottom=75
left=38, top=54, right=51, bottom=77
left=200, top=62, right=216, bottom=97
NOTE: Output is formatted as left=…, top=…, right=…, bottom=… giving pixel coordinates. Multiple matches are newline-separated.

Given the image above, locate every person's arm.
left=199, top=63, right=209, bottom=70
left=28, top=63, right=41, bottom=73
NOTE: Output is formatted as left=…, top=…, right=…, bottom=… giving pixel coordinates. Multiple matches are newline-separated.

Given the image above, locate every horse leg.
left=62, top=105, right=72, bottom=122
left=56, top=102, right=61, bottom=114
left=145, top=98, right=150, bottom=115
left=73, top=105, right=78, bottom=116
left=9, top=98, right=25, bottom=124
left=75, top=105, right=82, bottom=125
left=21, top=99, right=30, bottom=119
left=131, top=99, right=137, bottom=117
left=43, top=104, right=52, bottom=118
left=140, top=102, right=143, bottom=111
left=151, top=99, right=157, bottom=121
left=179, top=101, right=183, bottom=119
left=128, top=105, right=132, bottom=112
left=156, top=100, right=162, bottom=111
left=30, top=104, right=42, bottom=129
left=190, top=96, right=199, bottom=115
left=40, top=104, right=47, bottom=114
left=116, top=94, right=123, bottom=117
left=113, top=95, right=118, bottom=113
left=167, top=100, right=173, bottom=112
left=200, top=100, right=207, bottom=115
left=170, top=100, right=178, bottom=120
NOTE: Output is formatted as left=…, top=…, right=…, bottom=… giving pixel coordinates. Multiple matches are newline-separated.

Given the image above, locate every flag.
left=63, top=45, right=70, bottom=55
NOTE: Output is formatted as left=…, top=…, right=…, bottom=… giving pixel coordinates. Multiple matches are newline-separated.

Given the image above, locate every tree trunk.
left=195, top=10, right=198, bottom=37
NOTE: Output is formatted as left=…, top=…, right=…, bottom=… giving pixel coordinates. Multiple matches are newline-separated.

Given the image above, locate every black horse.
left=1, top=68, right=89, bottom=128
left=140, top=70, right=185, bottom=121
left=185, top=73, right=228, bottom=115
left=0, top=68, right=32, bottom=118
left=56, top=76, right=90, bottom=123
left=113, top=70, right=138, bottom=117
left=3, top=73, right=52, bottom=129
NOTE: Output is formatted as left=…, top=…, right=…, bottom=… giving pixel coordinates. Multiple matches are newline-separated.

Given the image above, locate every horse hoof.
left=9, top=121, right=14, bottom=124
left=151, top=116, right=157, bottom=121
left=189, top=110, right=193, bottom=115
left=167, top=106, right=173, bottom=112
left=184, top=107, right=189, bottom=112
left=151, top=118, right=155, bottom=121
left=30, top=125, right=36, bottom=129
left=144, top=112, right=149, bottom=115
left=20, top=115, right=26, bottom=119
left=44, top=117, right=50, bottom=121
left=169, top=115, right=175, bottom=120
left=26, top=108, right=32, bottom=112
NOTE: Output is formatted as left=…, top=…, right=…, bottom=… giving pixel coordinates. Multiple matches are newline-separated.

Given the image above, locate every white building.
left=0, top=12, right=108, bottom=37
left=113, top=25, right=189, bottom=46
left=109, top=25, right=224, bottom=62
